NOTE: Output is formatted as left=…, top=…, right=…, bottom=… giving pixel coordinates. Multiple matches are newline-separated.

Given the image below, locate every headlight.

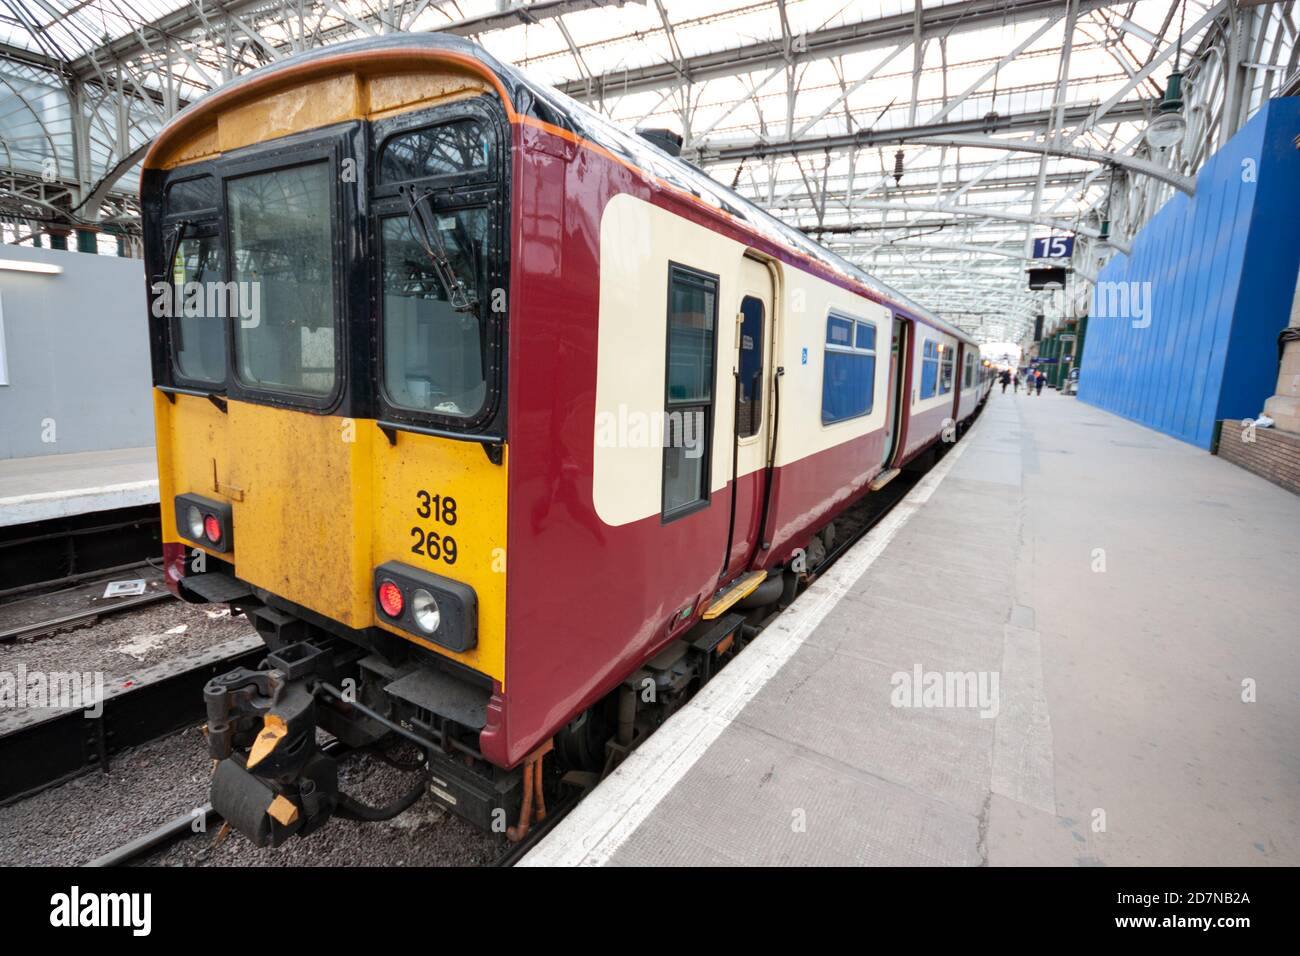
left=411, top=589, right=440, bottom=633
left=174, top=493, right=233, bottom=553
left=372, top=562, right=476, bottom=652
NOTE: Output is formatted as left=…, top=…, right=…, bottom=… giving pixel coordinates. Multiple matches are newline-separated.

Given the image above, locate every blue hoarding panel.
left=1077, top=97, right=1300, bottom=449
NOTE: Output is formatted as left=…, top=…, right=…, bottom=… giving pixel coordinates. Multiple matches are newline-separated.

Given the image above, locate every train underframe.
left=188, top=416, right=978, bottom=848
left=188, top=554, right=796, bottom=847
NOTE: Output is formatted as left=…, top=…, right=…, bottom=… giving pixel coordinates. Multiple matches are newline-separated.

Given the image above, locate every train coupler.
left=203, top=643, right=340, bottom=847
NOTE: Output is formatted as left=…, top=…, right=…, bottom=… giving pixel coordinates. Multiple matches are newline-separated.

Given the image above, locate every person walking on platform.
left=1000, top=369, right=1011, bottom=393
left=1013, top=371, right=1020, bottom=393
left=1035, top=370, right=1046, bottom=396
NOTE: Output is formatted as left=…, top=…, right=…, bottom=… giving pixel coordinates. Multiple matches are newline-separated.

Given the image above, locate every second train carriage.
left=141, top=33, right=991, bottom=844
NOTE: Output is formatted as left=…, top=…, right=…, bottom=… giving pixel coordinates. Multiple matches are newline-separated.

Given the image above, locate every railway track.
left=1, top=501, right=170, bottom=643
left=0, top=503, right=162, bottom=597
left=0, top=632, right=266, bottom=805
left=85, top=753, right=582, bottom=867
left=0, top=565, right=173, bottom=643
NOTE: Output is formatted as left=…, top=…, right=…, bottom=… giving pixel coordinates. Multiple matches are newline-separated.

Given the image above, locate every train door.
left=721, top=256, right=774, bottom=579
left=953, top=343, right=967, bottom=423
left=880, top=317, right=909, bottom=468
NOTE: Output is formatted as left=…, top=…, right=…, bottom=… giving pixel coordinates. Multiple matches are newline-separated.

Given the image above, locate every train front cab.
left=144, top=54, right=526, bottom=843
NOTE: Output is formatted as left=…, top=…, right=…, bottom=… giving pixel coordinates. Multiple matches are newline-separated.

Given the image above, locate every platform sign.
left=1032, top=235, right=1074, bottom=259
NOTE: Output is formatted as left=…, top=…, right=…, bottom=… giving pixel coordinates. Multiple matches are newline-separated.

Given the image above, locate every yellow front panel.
left=154, top=391, right=234, bottom=549
left=371, top=434, right=508, bottom=686
left=153, top=391, right=508, bottom=685
left=217, top=74, right=364, bottom=154
left=223, top=401, right=375, bottom=630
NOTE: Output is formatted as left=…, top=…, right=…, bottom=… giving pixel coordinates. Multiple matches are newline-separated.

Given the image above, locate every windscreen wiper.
left=159, top=218, right=190, bottom=284
left=399, top=185, right=477, bottom=314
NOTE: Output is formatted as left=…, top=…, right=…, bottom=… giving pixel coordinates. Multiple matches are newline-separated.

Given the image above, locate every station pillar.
left=1263, top=262, right=1300, bottom=434
left=46, top=228, right=70, bottom=251
left=75, top=227, right=99, bottom=254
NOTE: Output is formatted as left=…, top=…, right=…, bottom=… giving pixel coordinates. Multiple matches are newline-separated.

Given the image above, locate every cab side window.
left=938, top=343, right=955, bottom=395
left=663, top=264, right=717, bottom=520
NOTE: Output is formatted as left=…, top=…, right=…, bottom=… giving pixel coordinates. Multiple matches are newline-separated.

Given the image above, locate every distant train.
left=141, top=33, right=992, bottom=845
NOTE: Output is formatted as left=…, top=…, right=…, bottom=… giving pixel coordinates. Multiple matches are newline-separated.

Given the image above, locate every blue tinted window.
left=821, top=313, right=876, bottom=424
left=920, top=340, right=938, bottom=399
left=738, top=296, right=764, bottom=438
left=822, top=352, right=875, bottom=423
left=826, top=315, right=853, bottom=347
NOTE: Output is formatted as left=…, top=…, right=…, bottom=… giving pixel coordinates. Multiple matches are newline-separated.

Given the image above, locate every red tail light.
left=203, top=515, right=223, bottom=543
left=377, top=581, right=405, bottom=618
left=162, top=542, right=189, bottom=597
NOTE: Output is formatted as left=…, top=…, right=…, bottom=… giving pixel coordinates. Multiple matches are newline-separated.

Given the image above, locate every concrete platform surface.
left=524, top=390, right=1300, bottom=867
left=0, top=446, right=158, bottom=527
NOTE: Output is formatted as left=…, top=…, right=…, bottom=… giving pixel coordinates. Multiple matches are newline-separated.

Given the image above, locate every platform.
left=523, top=391, right=1300, bottom=867
left=0, top=447, right=158, bottom=528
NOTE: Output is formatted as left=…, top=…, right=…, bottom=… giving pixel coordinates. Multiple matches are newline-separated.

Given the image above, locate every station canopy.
left=2, top=0, right=1295, bottom=343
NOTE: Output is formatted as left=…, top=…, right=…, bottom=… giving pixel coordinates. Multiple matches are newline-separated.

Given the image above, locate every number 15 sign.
left=1032, top=235, right=1074, bottom=259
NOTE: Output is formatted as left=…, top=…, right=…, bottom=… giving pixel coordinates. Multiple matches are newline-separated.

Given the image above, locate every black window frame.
left=147, top=123, right=365, bottom=418
left=736, top=293, right=765, bottom=440
left=938, top=342, right=955, bottom=396
left=219, top=145, right=346, bottom=410
left=375, top=108, right=499, bottom=191
left=661, top=262, right=719, bottom=524
left=158, top=173, right=224, bottom=390
left=370, top=96, right=510, bottom=440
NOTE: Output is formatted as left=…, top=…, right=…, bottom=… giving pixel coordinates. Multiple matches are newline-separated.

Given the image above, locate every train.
left=140, top=33, right=992, bottom=846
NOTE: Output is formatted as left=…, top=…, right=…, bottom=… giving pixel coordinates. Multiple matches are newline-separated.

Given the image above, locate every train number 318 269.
left=411, top=490, right=459, bottom=565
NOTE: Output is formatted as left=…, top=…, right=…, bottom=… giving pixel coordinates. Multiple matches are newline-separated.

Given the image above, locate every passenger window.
left=228, top=161, right=336, bottom=397
left=939, top=344, right=955, bottom=395
left=380, top=209, right=489, bottom=418
left=170, top=232, right=226, bottom=384
left=663, top=265, right=717, bottom=519
left=379, top=118, right=492, bottom=184
left=821, top=313, right=876, bottom=424
left=920, top=340, right=938, bottom=399
left=737, top=295, right=764, bottom=438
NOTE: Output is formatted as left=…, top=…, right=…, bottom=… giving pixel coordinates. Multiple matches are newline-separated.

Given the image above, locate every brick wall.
left=1215, top=420, right=1300, bottom=495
